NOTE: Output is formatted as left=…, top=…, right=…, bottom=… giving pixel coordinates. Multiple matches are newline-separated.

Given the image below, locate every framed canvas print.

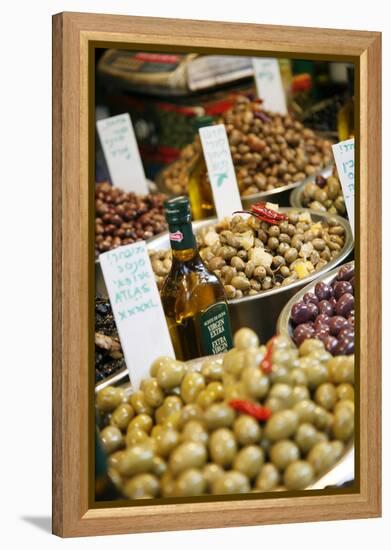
left=52, top=12, right=381, bottom=537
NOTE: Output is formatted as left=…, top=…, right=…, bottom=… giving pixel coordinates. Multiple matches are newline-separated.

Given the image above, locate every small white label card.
left=199, top=124, right=242, bottom=220
left=332, top=138, right=355, bottom=236
left=99, top=241, right=174, bottom=389
left=252, top=58, right=288, bottom=115
left=96, top=113, right=148, bottom=194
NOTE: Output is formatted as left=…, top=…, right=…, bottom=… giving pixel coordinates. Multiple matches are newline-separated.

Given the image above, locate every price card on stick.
left=97, top=113, right=148, bottom=194
left=99, top=241, right=174, bottom=389
left=332, top=138, right=355, bottom=237
left=199, top=124, right=242, bottom=220
left=252, top=58, right=288, bottom=115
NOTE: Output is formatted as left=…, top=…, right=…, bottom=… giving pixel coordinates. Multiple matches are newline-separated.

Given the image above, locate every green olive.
left=293, top=400, right=317, bottom=423
left=180, top=372, right=206, bottom=404
left=294, top=423, right=326, bottom=454
left=141, top=378, right=164, bottom=408
left=96, top=386, right=124, bottom=413
left=336, top=383, right=354, bottom=402
left=244, top=347, right=265, bottom=369
left=162, top=412, right=182, bottom=430
left=233, top=415, right=262, bottom=446
left=174, top=469, right=206, bottom=497
left=272, top=348, right=299, bottom=368
left=303, top=362, right=329, bottom=389
left=234, top=328, right=259, bottom=350
left=270, top=365, right=293, bottom=385
left=334, top=400, right=354, bottom=414
left=307, top=441, right=336, bottom=473
left=223, top=349, right=246, bottom=377
left=157, top=360, right=186, bottom=390
left=196, top=389, right=216, bottom=409
left=233, top=445, right=264, bottom=478
left=209, top=428, right=237, bottom=467
left=290, top=369, right=308, bottom=387
left=100, top=426, right=124, bottom=454
left=270, top=440, right=300, bottom=470
left=328, top=355, right=354, bottom=384
left=264, top=397, right=286, bottom=414
left=284, top=460, right=314, bottom=490
left=211, top=471, right=250, bottom=495
left=299, top=338, right=325, bottom=357
left=204, top=403, right=235, bottom=430
left=315, top=383, right=337, bottom=410
left=201, top=359, right=224, bottom=382
left=150, top=356, right=177, bottom=378
left=308, top=349, right=332, bottom=364
left=203, top=463, right=224, bottom=490
left=255, top=463, right=280, bottom=491
left=151, top=456, right=167, bottom=477
left=126, top=428, right=150, bottom=447
left=269, top=384, right=293, bottom=406
left=241, top=367, right=270, bottom=399
left=206, top=381, right=225, bottom=401
left=264, top=410, right=299, bottom=441
left=291, top=385, right=310, bottom=404
left=313, top=406, right=333, bottom=431
left=332, top=406, right=354, bottom=441
left=156, top=396, right=183, bottom=424
left=154, top=427, right=180, bottom=458
left=123, top=473, right=159, bottom=499
left=224, top=382, right=246, bottom=401
left=181, top=421, right=209, bottom=445
left=130, top=391, right=153, bottom=416
left=330, top=440, right=345, bottom=461
left=179, top=404, right=204, bottom=427
left=169, top=442, right=207, bottom=476
left=128, top=414, right=153, bottom=434
left=160, top=472, right=175, bottom=497
left=110, top=403, right=135, bottom=431
left=118, top=444, right=154, bottom=476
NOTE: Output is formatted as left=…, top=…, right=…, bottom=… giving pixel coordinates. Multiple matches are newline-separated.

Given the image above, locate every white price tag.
left=99, top=242, right=175, bottom=389
left=252, top=58, right=287, bottom=115
left=97, top=113, right=148, bottom=194
left=199, top=124, right=242, bottom=220
left=332, top=138, right=355, bottom=236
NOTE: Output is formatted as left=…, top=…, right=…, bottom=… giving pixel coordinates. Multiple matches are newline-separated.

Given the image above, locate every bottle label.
left=168, top=223, right=196, bottom=250
left=198, top=302, right=233, bottom=356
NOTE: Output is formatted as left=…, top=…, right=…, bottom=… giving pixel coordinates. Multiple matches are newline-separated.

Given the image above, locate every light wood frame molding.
left=52, top=11, right=381, bottom=537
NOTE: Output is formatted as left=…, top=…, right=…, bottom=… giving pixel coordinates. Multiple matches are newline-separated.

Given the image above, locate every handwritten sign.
left=252, top=58, right=287, bottom=115
left=99, top=242, right=174, bottom=389
left=199, top=124, right=242, bottom=220
left=332, top=138, right=355, bottom=236
left=96, top=113, right=148, bottom=194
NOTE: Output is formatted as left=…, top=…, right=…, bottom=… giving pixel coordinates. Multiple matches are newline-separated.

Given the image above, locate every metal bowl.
left=276, top=260, right=355, bottom=345
left=95, top=354, right=354, bottom=491
left=96, top=208, right=353, bottom=343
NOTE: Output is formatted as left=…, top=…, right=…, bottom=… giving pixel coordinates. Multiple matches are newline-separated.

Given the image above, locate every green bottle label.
left=198, top=302, right=233, bottom=356
left=168, top=222, right=196, bottom=251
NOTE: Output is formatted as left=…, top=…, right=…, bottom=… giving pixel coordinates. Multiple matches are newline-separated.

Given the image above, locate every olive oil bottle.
left=161, top=196, right=233, bottom=361
left=188, top=115, right=216, bottom=220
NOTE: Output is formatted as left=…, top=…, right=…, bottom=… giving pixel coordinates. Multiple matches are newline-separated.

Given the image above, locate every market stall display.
left=291, top=172, right=346, bottom=216
left=96, top=327, right=354, bottom=499
left=95, top=296, right=125, bottom=383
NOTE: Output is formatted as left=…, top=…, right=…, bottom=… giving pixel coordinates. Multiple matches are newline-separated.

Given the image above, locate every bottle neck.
left=167, top=219, right=198, bottom=261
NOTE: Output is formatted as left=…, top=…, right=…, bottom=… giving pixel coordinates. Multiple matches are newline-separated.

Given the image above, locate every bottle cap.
left=164, top=196, right=192, bottom=224
left=193, top=115, right=214, bottom=130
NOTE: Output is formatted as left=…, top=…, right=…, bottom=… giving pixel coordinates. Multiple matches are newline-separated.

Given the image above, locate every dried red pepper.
left=260, top=336, right=276, bottom=374
left=229, top=399, right=272, bottom=422
left=233, top=202, right=288, bottom=225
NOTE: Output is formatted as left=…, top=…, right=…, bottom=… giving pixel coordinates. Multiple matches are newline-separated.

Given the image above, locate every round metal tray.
left=276, top=260, right=355, bottom=346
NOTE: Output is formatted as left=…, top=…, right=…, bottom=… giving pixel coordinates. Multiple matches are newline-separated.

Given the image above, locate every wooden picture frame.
left=52, top=11, right=381, bottom=537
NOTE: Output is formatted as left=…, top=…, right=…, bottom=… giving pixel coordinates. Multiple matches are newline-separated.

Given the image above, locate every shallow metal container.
left=276, top=260, right=355, bottom=345
left=96, top=208, right=353, bottom=344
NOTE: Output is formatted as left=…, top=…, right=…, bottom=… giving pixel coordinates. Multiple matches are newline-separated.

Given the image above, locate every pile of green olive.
left=96, top=328, right=354, bottom=500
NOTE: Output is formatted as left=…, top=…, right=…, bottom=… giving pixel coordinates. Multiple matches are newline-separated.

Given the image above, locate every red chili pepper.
left=229, top=399, right=272, bottom=422
left=232, top=204, right=287, bottom=226
left=260, top=336, right=276, bottom=374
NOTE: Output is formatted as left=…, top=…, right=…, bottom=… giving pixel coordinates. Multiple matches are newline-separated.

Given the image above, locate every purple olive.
left=315, top=313, right=331, bottom=326
left=318, top=300, right=334, bottom=316
left=303, top=292, right=319, bottom=305
left=333, top=281, right=353, bottom=299
left=306, top=302, right=319, bottom=320
left=334, top=337, right=355, bottom=356
left=347, top=315, right=355, bottom=327
left=315, top=175, right=327, bottom=188
left=291, top=302, right=311, bottom=325
left=350, top=276, right=355, bottom=291
left=293, top=324, right=315, bottom=346
left=329, top=316, right=349, bottom=336
left=314, top=319, right=331, bottom=333
left=336, top=293, right=355, bottom=317
left=324, top=336, right=339, bottom=355
left=338, top=328, right=355, bottom=341
left=315, top=328, right=331, bottom=343
left=314, top=282, right=332, bottom=301
left=337, top=263, right=354, bottom=282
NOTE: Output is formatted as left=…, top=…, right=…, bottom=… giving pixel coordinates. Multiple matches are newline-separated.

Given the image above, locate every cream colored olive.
left=308, top=441, right=336, bottom=473
left=204, top=403, right=235, bottom=431
left=203, top=463, right=224, bottom=490
left=283, top=460, right=314, bottom=490
left=255, top=463, right=280, bottom=491
left=290, top=368, right=308, bottom=387
left=234, top=328, right=259, bottom=350
left=223, top=349, right=246, bottom=377
left=209, top=429, right=238, bottom=467
left=241, top=367, right=270, bottom=399
left=211, top=471, right=250, bottom=495
left=100, top=426, right=124, bottom=454
left=181, top=421, right=209, bottom=445
left=174, top=469, right=206, bottom=497
left=291, top=385, right=310, bottom=404
left=270, top=440, right=300, bottom=470
left=118, top=444, right=154, bottom=476
left=233, top=415, right=262, bottom=446
left=141, top=378, right=164, bottom=408
left=181, top=372, right=206, bottom=404
left=96, top=386, right=124, bottom=413
left=169, top=442, right=207, bottom=476
left=269, top=384, right=293, bottom=407
left=157, top=360, right=186, bottom=390
left=154, top=428, right=180, bottom=458
left=264, top=410, right=299, bottom=441
left=233, top=445, right=264, bottom=478
left=110, top=403, right=135, bottom=431
left=123, top=473, right=159, bottom=499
